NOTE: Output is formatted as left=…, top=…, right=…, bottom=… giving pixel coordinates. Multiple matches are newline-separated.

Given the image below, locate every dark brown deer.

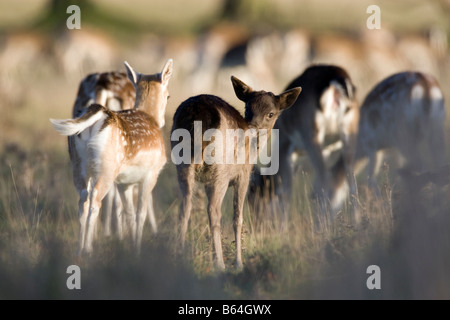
left=50, top=59, right=173, bottom=254
left=171, top=76, right=301, bottom=270
left=249, top=65, right=358, bottom=213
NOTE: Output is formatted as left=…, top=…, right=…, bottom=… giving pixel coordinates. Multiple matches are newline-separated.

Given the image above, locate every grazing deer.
left=333, top=71, right=446, bottom=203
left=50, top=59, right=173, bottom=254
left=171, top=76, right=301, bottom=270
left=71, top=71, right=136, bottom=238
left=72, top=71, right=135, bottom=117
left=249, top=65, right=358, bottom=213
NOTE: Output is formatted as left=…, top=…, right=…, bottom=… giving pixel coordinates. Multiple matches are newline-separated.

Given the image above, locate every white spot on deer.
left=429, top=86, right=445, bottom=120
left=430, top=86, right=443, bottom=101
left=411, top=84, right=425, bottom=100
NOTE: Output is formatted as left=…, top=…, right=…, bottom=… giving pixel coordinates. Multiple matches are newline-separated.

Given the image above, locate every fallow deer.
left=338, top=71, right=446, bottom=200
left=171, top=76, right=301, bottom=270
left=50, top=59, right=173, bottom=254
left=249, top=65, right=358, bottom=213
left=71, top=71, right=136, bottom=238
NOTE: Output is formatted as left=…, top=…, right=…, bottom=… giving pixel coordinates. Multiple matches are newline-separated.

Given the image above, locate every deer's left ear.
left=277, top=87, right=302, bottom=111
left=161, top=59, right=173, bottom=86
left=124, top=61, right=140, bottom=85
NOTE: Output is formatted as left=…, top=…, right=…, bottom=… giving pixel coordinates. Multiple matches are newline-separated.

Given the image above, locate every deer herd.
left=50, top=50, right=447, bottom=270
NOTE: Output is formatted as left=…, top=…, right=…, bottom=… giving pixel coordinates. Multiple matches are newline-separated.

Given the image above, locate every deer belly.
left=115, top=165, right=148, bottom=184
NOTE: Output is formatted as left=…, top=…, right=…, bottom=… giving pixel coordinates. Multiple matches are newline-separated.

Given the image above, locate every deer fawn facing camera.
left=50, top=59, right=173, bottom=254
left=171, top=77, right=301, bottom=270
left=331, top=71, right=446, bottom=205
left=249, top=65, right=358, bottom=214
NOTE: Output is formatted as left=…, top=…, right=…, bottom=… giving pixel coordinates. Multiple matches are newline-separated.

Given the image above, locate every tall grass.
left=1, top=129, right=450, bottom=299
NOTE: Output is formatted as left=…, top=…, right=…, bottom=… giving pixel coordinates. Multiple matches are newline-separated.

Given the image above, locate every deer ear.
left=278, top=87, right=301, bottom=110
left=124, top=61, right=140, bottom=85
left=161, top=59, right=173, bottom=86
left=231, top=76, right=253, bottom=102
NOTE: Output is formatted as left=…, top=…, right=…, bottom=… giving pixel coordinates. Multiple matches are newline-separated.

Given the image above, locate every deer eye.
left=268, top=112, right=275, bottom=119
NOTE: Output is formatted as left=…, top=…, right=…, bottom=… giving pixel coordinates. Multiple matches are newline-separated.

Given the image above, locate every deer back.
left=72, top=71, right=135, bottom=118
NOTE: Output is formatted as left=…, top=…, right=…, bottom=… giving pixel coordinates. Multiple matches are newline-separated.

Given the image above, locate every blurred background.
left=1, top=0, right=450, bottom=299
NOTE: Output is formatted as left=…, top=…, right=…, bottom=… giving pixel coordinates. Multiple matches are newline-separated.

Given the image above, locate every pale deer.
left=332, top=71, right=446, bottom=204
left=71, top=71, right=136, bottom=238
left=50, top=59, right=173, bottom=254
left=171, top=76, right=301, bottom=270
left=249, top=65, right=358, bottom=213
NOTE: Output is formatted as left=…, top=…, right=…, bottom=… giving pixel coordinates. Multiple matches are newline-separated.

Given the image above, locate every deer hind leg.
left=233, top=175, right=250, bottom=270
left=84, top=174, right=116, bottom=254
left=102, top=186, right=115, bottom=237
left=147, top=194, right=157, bottom=234
left=428, top=123, right=446, bottom=171
left=117, top=184, right=136, bottom=243
left=135, top=174, right=159, bottom=253
left=177, top=165, right=195, bottom=249
left=112, top=187, right=123, bottom=239
left=205, top=181, right=228, bottom=271
left=77, top=187, right=89, bottom=255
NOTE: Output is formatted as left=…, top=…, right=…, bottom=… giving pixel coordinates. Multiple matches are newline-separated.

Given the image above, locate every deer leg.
left=84, top=175, right=115, bottom=254
left=178, top=165, right=195, bottom=249
left=77, top=188, right=89, bottom=255
left=102, top=186, right=115, bottom=237
left=367, top=150, right=383, bottom=196
left=205, top=182, right=228, bottom=270
left=147, top=194, right=157, bottom=234
left=135, top=174, right=158, bottom=253
left=233, top=175, right=250, bottom=270
left=112, top=186, right=123, bottom=239
left=303, top=138, right=328, bottom=199
left=117, top=184, right=136, bottom=242
left=429, top=124, right=446, bottom=171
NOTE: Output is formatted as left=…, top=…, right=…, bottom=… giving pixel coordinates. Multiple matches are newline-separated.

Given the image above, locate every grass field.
left=1, top=0, right=450, bottom=300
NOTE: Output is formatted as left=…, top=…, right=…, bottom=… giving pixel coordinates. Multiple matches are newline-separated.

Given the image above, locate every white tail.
left=50, top=59, right=173, bottom=254
left=51, top=105, right=106, bottom=136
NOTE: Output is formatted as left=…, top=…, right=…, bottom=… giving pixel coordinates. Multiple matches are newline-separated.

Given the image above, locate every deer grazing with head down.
left=50, top=59, right=173, bottom=254
left=249, top=65, right=358, bottom=214
left=333, top=71, right=446, bottom=201
left=171, top=76, right=301, bottom=270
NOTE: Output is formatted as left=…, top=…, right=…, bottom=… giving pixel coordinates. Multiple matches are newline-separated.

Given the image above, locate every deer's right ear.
left=231, top=76, right=253, bottom=102
left=161, top=59, right=173, bottom=86
left=278, top=87, right=302, bottom=110
left=124, top=61, right=140, bottom=85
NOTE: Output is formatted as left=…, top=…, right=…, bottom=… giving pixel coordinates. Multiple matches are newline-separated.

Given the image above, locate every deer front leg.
left=233, top=175, right=250, bottom=270
left=205, top=182, right=228, bottom=271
